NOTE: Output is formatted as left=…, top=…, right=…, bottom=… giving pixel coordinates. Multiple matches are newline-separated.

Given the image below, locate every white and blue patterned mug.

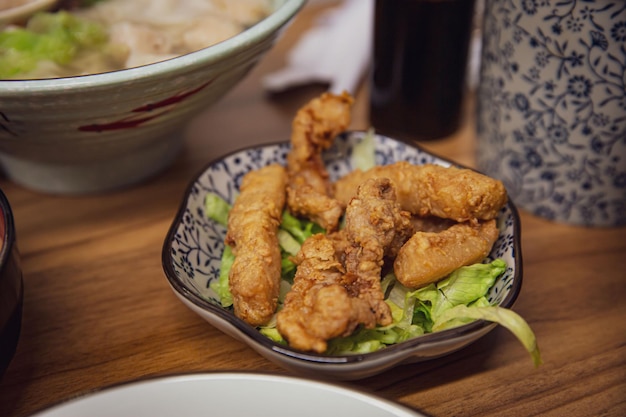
left=476, top=0, right=626, bottom=227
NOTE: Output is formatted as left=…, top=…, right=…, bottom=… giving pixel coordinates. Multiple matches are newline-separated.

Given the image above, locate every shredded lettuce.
left=204, top=193, right=231, bottom=227
left=351, top=128, right=377, bottom=171
left=204, top=193, right=233, bottom=307
left=411, top=259, right=508, bottom=323
left=280, top=211, right=324, bottom=244
left=259, top=327, right=286, bottom=344
left=433, top=304, right=542, bottom=367
left=277, top=229, right=301, bottom=256
left=209, top=245, right=234, bottom=308
left=203, top=178, right=540, bottom=366
left=0, top=11, right=109, bottom=78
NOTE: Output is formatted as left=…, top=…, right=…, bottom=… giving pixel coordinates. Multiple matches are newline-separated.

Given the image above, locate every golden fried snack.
left=277, top=178, right=413, bottom=353
left=286, top=91, right=354, bottom=231
left=276, top=234, right=367, bottom=353
left=225, top=164, right=287, bottom=326
left=333, top=162, right=508, bottom=222
left=342, top=178, right=414, bottom=322
left=393, top=219, right=500, bottom=289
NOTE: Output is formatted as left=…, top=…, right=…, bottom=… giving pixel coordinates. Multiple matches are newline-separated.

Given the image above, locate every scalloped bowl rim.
left=161, top=131, right=523, bottom=376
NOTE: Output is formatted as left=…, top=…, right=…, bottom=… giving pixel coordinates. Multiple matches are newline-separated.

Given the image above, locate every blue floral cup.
left=476, top=0, right=626, bottom=227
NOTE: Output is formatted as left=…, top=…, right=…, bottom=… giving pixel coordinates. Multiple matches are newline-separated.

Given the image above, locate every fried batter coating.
left=277, top=178, right=413, bottom=353
left=394, top=219, right=500, bottom=289
left=286, top=91, right=354, bottom=231
left=276, top=234, right=366, bottom=353
left=333, top=162, right=508, bottom=222
left=225, top=164, right=287, bottom=326
left=342, top=178, right=414, bottom=322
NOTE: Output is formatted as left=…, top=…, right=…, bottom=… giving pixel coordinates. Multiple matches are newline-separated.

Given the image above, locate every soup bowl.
left=0, top=0, right=305, bottom=194
left=0, top=189, right=23, bottom=380
left=162, top=131, right=524, bottom=380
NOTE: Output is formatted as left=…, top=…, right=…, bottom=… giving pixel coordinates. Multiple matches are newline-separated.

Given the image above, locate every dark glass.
left=0, top=190, right=22, bottom=380
left=370, top=0, right=476, bottom=141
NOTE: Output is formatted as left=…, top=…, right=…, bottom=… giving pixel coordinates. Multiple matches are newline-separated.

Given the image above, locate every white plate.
left=29, top=372, right=426, bottom=417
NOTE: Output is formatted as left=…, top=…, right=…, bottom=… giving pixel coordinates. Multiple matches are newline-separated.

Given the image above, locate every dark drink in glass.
left=370, top=0, right=476, bottom=141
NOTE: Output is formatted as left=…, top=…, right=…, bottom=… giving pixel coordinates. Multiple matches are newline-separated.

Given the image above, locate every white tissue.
left=263, top=0, right=373, bottom=95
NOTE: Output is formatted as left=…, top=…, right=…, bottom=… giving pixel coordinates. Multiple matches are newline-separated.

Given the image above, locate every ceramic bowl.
left=162, top=131, right=523, bottom=380
left=0, top=0, right=305, bottom=194
left=0, top=189, right=23, bottom=380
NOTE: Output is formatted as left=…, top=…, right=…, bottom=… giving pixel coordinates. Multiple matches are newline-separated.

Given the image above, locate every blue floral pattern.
left=477, top=0, right=626, bottom=227
left=165, top=131, right=521, bottom=318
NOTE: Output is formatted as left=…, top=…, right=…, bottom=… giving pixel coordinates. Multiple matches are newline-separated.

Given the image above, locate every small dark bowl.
left=0, top=189, right=23, bottom=379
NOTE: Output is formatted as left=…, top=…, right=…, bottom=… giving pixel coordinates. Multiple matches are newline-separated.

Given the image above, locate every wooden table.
left=1, top=2, right=625, bottom=416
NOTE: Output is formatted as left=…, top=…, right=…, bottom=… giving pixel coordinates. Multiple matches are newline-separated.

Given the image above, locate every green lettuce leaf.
left=277, top=229, right=300, bottom=256
left=433, top=304, right=542, bottom=367
left=411, top=259, right=507, bottom=323
left=280, top=211, right=324, bottom=243
left=351, top=128, right=376, bottom=171
left=0, top=11, right=108, bottom=78
left=209, top=245, right=234, bottom=308
left=204, top=193, right=231, bottom=227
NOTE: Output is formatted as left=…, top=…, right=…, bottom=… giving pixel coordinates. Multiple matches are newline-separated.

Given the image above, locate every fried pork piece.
left=277, top=178, right=413, bottom=353
left=286, top=91, right=354, bottom=231
left=394, top=219, right=500, bottom=289
left=342, top=178, right=414, bottom=321
left=225, top=164, right=287, bottom=326
left=333, top=162, right=508, bottom=222
left=276, top=234, right=369, bottom=353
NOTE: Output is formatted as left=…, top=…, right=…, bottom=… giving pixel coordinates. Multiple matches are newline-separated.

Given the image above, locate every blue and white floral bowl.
left=477, top=0, right=626, bottom=227
left=161, top=131, right=523, bottom=380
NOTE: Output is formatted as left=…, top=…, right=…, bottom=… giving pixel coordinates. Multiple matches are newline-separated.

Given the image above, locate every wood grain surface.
left=1, top=2, right=625, bottom=416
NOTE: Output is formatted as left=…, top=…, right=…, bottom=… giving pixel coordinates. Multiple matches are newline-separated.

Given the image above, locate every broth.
left=0, top=0, right=272, bottom=79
